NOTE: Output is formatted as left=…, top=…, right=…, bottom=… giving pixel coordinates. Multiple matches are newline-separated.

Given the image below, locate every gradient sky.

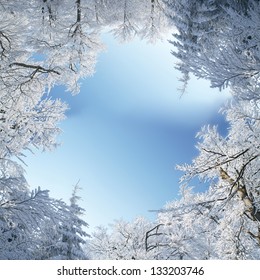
left=24, top=32, right=231, bottom=232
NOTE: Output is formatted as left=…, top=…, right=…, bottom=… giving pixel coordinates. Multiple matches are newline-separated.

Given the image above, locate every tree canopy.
left=0, top=0, right=259, bottom=259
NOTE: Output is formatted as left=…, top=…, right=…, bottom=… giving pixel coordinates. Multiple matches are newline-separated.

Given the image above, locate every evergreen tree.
left=165, top=0, right=260, bottom=100
left=0, top=159, right=72, bottom=259
left=56, top=182, right=89, bottom=260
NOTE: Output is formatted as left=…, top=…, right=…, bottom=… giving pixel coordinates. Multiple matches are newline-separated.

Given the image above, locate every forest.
left=0, top=0, right=259, bottom=260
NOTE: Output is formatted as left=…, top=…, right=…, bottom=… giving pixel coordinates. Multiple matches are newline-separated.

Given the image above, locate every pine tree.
left=52, top=182, right=89, bottom=260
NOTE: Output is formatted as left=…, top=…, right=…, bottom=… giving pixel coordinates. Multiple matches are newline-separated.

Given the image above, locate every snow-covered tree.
left=145, top=98, right=260, bottom=260
left=137, top=0, right=170, bottom=43
left=0, top=159, right=90, bottom=260
left=0, top=2, right=99, bottom=259
left=165, top=0, right=260, bottom=100
left=89, top=217, right=155, bottom=259
left=0, top=158, right=74, bottom=259
left=53, top=182, right=89, bottom=260
left=79, top=0, right=171, bottom=43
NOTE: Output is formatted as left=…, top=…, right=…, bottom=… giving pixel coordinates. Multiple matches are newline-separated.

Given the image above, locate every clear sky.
left=24, top=32, right=231, bottom=232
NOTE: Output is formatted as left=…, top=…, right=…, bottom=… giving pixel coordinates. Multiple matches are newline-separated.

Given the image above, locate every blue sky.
left=24, top=32, right=230, bottom=232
